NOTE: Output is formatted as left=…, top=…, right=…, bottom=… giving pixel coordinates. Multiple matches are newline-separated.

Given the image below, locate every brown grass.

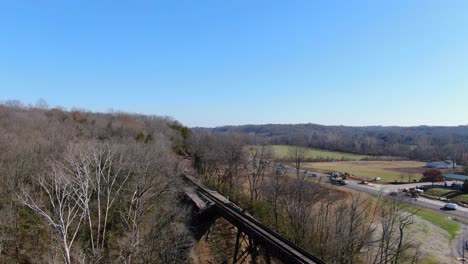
left=303, top=160, right=428, bottom=182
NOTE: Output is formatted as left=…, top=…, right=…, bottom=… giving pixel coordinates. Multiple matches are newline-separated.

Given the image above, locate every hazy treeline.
left=0, top=101, right=193, bottom=263
left=197, top=123, right=468, bottom=162
left=187, top=132, right=421, bottom=264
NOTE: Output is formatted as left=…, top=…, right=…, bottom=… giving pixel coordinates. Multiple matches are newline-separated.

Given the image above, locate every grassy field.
left=407, top=206, right=461, bottom=239
left=425, top=188, right=468, bottom=204
left=371, top=195, right=461, bottom=239
left=303, top=160, right=425, bottom=182
left=271, top=145, right=367, bottom=161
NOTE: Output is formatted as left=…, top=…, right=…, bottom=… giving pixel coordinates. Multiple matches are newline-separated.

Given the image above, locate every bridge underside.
left=184, top=190, right=290, bottom=264
left=232, top=228, right=272, bottom=264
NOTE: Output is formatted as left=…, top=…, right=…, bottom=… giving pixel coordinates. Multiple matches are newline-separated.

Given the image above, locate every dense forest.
left=0, top=101, right=193, bottom=263
left=197, top=123, right=468, bottom=162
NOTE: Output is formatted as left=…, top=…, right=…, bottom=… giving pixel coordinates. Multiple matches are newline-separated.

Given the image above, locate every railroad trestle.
left=182, top=174, right=325, bottom=264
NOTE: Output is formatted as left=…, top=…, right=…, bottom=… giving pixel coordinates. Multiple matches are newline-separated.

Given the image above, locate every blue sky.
left=1, top=1, right=468, bottom=127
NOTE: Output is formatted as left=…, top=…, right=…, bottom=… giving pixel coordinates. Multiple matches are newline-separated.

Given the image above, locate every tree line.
left=0, top=101, right=193, bottom=263
left=196, top=123, right=468, bottom=163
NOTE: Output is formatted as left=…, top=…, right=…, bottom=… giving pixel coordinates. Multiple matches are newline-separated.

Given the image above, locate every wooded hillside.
left=0, top=102, right=193, bottom=263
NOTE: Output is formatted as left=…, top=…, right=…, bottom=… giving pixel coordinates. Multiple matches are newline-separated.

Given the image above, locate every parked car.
left=444, top=203, right=458, bottom=210
left=359, top=180, right=369, bottom=185
left=439, top=197, right=448, bottom=202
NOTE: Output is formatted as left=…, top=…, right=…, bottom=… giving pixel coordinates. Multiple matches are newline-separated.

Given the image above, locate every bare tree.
left=117, top=140, right=178, bottom=264
left=19, top=164, right=85, bottom=264
left=219, top=134, right=246, bottom=189
left=2, top=99, right=24, bottom=109
left=187, top=133, right=223, bottom=185
left=62, top=142, right=132, bottom=262
left=35, top=98, right=49, bottom=110
left=323, top=194, right=377, bottom=263
left=371, top=197, right=420, bottom=264
left=281, top=178, right=321, bottom=245
left=265, top=164, right=288, bottom=230
left=288, top=145, right=307, bottom=178
left=245, top=143, right=272, bottom=201
left=140, top=205, right=194, bottom=264
left=188, top=133, right=246, bottom=191
left=407, top=173, right=413, bottom=183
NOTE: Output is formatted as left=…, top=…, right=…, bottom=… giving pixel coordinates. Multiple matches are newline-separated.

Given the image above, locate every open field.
left=271, top=144, right=367, bottom=161
left=303, top=160, right=426, bottom=182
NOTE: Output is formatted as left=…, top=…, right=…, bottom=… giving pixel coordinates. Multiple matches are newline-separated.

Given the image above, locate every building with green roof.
left=444, top=173, right=468, bottom=181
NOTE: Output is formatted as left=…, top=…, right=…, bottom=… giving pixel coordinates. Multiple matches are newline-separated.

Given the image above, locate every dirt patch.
left=190, top=218, right=241, bottom=264
left=190, top=237, right=214, bottom=264
left=395, top=166, right=461, bottom=175
left=318, top=160, right=426, bottom=172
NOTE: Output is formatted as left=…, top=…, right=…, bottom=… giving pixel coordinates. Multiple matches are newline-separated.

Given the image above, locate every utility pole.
left=463, top=239, right=466, bottom=263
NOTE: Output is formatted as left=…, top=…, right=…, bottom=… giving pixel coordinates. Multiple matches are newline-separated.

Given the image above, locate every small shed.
left=427, top=160, right=456, bottom=169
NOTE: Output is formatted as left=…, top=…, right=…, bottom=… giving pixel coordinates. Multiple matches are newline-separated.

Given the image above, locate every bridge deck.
left=184, top=187, right=208, bottom=210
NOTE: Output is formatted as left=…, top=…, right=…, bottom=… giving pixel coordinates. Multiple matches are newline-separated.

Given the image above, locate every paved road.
left=279, top=164, right=468, bottom=218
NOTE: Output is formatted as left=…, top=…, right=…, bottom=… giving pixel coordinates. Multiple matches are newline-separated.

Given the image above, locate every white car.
left=444, top=203, right=458, bottom=210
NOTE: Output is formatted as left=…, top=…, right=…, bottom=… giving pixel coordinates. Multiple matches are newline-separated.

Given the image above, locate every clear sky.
left=1, top=1, right=468, bottom=127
